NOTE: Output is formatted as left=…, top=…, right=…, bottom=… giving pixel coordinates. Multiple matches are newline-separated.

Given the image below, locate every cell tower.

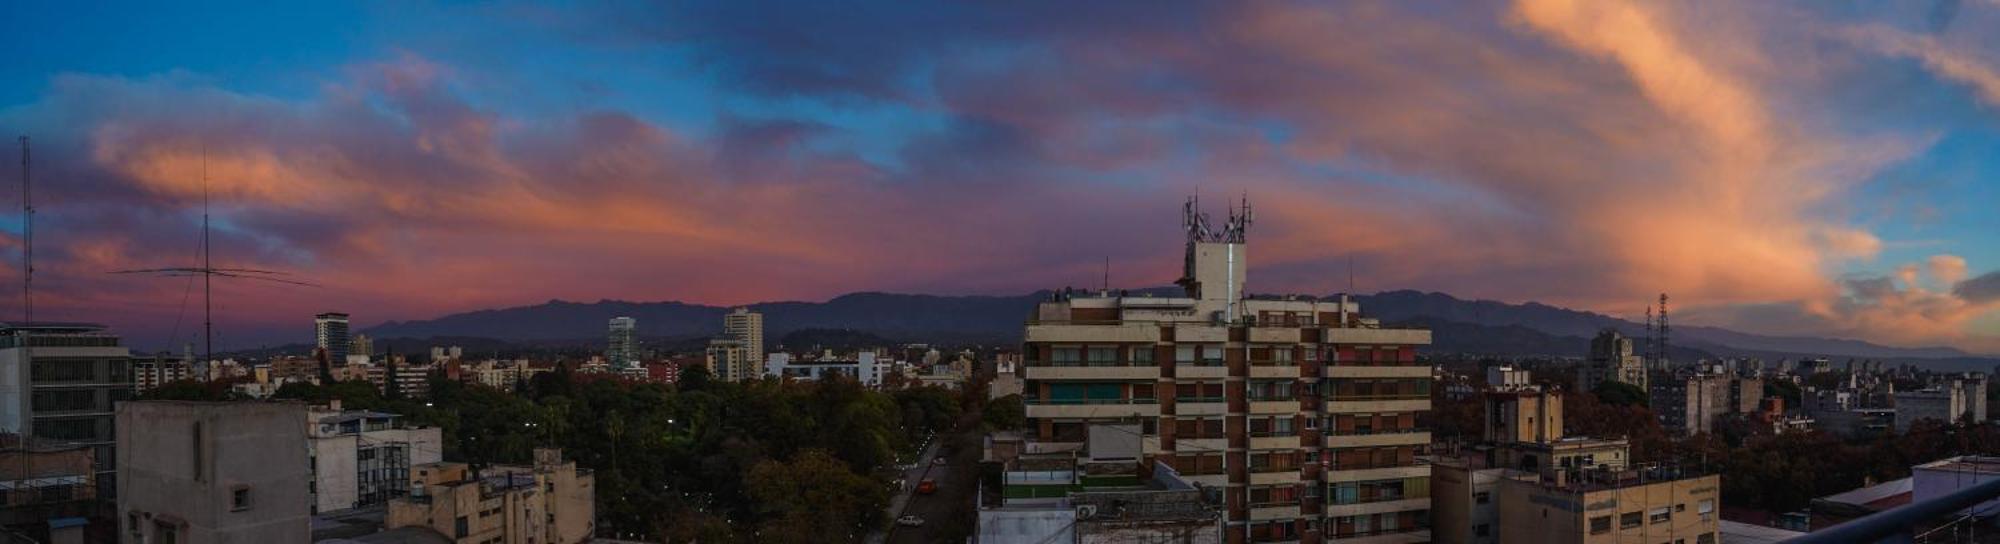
left=1644, top=305, right=1654, bottom=367
left=1656, top=293, right=1670, bottom=369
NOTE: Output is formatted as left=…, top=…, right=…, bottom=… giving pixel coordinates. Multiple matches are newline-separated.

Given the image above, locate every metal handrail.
left=1786, top=475, right=2000, bottom=543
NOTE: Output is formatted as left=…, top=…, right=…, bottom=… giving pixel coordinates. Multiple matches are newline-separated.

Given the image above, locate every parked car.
left=897, top=515, right=925, bottom=527
left=932, top=456, right=948, bottom=466
left=916, top=479, right=937, bottom=494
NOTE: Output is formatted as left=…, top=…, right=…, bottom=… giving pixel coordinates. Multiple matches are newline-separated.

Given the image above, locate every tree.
left=982, top=394, right=1026, bottom=431
left=1592, top=381, right=1648, bottom=407
left=745, top=449, right=889, bottom=543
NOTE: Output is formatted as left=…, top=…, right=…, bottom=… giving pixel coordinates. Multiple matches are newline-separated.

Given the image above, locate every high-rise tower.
left=607, top=317, right=638, bottom=368
left=723, top=307, right=764, bottom=373
left=315, top=313, right=351, bottom=365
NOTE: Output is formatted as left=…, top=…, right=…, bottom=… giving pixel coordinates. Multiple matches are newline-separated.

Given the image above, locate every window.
left=31, top=390, right=97, bottom=412
left=1050, top=347, right=1081, bottom=363
left=1199, top=345, right=1224, bottom=364
left=455, top=516, right=469, bottom=538
left=1698, top=499, right=1715, bottom=521
left=1649, top=507, right=1672, bottom=524
left=1130, top=347, right=1154, bottom=363
left=155, top=521, right=179, bottom=544
left=1697, top=533, right=1716, bottom=544
left=1086, top=347, right=1118, bottom=365
left=230, top=486, right=252, bottom=511
left=1273, top=348, right=1293, bottom=363
left=1474, top=524, right=1490, bottom=537
left=1621, top=512, right=1642, bottom=529
left=1175, top=345, right=1196, bottom=363
left=1590, top=515, right=1612, bottom=534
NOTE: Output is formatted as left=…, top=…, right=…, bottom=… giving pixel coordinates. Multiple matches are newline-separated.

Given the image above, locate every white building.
left=306, top=401, right=444, bottom=514
left=765, top=352, right=882, bottom=386
left=724, top=308, right=764, bottom=372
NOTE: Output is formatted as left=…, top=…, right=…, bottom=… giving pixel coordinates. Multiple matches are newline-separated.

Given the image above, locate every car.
left=916, top=479, right=937, bottom=494
left=896, top=515, right=925, bottom=527
left=931, top=456, right=948, bottom=466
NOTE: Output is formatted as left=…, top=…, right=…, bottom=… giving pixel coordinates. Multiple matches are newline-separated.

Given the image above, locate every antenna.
left=17, top=136, right=30, bottom=323
left=1658, top=293, right=1670, bottom=368
left=1101, top=257, right=1110, bottom=294
left=112, top=145, right=316, bottom=366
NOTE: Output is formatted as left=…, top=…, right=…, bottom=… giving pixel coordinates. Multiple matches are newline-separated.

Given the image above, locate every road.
left=886, top=424, right=983, bottom=544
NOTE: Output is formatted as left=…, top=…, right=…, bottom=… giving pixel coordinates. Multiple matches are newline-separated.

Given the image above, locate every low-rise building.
left=116, top=401, right=311, bottom=543
left=977, top=456, right=1221, bottom=544
left=0, top=435, right=100, bottom=542
left=307, top=401, right=444, bottom=514
left=765, top=352, right=883, bottom=385
left=386, top=448, right=594, bottom=544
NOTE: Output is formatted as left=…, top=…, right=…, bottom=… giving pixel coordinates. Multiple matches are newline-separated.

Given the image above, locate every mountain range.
left=352, top=290, right=1997, bottom=369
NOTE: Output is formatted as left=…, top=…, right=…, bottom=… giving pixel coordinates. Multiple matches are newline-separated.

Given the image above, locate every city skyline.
left=3, top=1, right=2000, bottom=352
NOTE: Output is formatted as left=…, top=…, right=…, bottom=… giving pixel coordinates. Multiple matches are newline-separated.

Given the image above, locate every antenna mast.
left=202, top=153, right=211, bottom=365
left=17, top=136, right=29, bottom=323
left=1657, top=293, right=1670, bottom=369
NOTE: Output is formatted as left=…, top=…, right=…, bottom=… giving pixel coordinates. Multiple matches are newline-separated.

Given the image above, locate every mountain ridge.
left=359, top=289, right=1993, bottom=363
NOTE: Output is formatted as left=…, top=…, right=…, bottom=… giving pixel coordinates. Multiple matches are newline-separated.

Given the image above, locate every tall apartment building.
left=1018, top=199, right=1433, bottom=544
left=606, top=317, right=638, bottom=368
left=131, top=352, right=193, bottom=392
left=316, top=313, right=352, bottom=366
left=1575, top=329, right=1644, bottom=393
left=0, top=322, right=134, bottom=500
left=705, top=339, right=756, bottom=382
left=117, top=401, right=312, bottom=543
left=1651, top=375, right=1732, bottom=436
left=724, top=307, right=764, bottom=371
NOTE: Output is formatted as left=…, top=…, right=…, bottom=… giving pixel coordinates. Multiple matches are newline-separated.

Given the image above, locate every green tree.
left=1592, top=381, right=1648, bottom=407
left=982, top=394, right=1026, bottom=431
left=745, top=449, right=889, bottom=543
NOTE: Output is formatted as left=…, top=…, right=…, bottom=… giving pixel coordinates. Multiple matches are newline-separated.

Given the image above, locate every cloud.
left=1957, top=271, right=2000, bottom=304
left=1, top=1, right=1996, bottom=352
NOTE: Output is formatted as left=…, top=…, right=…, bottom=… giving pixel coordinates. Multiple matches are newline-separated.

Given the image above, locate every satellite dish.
left=1076, top=504, right=1098, bottom=520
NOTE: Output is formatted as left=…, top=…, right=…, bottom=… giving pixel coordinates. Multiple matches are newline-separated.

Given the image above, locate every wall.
left=116, top=401, right=310, bottom=544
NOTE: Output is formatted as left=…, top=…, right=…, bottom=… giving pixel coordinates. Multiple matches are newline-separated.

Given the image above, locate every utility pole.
left=18, top=136, right=31, bottom=323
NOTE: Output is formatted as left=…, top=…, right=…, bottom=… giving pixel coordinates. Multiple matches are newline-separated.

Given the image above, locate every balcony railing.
left=1325, top=394, right=1428, bottom=401
left=1022, top=398, right=1155, bottom=405
left=1785, top=473, right=2000, bottom=543
left=1327, top=428, right=1429, bottom=437
left=1175, top=396, right=1226, bottom=403
left=1025, top=360, right=1153, bottom=367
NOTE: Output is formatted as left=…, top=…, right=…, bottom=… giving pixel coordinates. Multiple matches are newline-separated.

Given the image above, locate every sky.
left=1, top=1, right=1999, bottom=353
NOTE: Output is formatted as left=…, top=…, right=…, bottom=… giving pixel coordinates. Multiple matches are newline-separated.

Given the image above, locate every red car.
left=916, top=479, right=937, bottom=494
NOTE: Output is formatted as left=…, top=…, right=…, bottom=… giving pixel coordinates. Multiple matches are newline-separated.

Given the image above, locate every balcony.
left=1248, top=400, right=1299, bottom=415
left=1325, top=465, right=1429, bottom=482
left=1324, top=497, right=1431, bottom=518
left=1249, top=504, right=1303, bottom=521
left=1249, top=434, right=1299, bottom=450
left=1024, top=323, right=1160, bottom=343
left=1325, top=430, right=1431, bottom=448
left=1325, top=399, right=1430, bottom=413
left=1176, top=438, right=1228, bottom=452
left=1023, top=399, right=1160, bottom=419
left=1022, top=365, right=1160, bottom=380
left=1250, top=470, right=1303, bottom=485
left=1175, top=398, right=1227, bottom=416
left=1249, top=364, right=1302, bottom=379
left=1322, top=328, right=1431, bottom=345
left=1176, top=365, right=1229, bottom=379
left=1323, top=366, right=1430, bottom=378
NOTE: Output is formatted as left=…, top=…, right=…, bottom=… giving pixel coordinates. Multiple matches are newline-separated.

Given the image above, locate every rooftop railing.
left=1786, top=475, right=2000, bottom=543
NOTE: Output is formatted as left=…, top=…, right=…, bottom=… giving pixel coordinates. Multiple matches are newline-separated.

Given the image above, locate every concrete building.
left=705, top=339, right=755, bottom=383
left=352, top=333, right=374, bottom=359
left=1483, top=365, right=1531, bottom=391
left=1017, top=199, right=1433, bottom=543
left=1576, top=329, right=1645, bottom=393
left=991, top=355, right=1025, bottom=399
left=116, top=401, right=311, bottom=544
left=724, top=307, right=764, bottom=373
left=765, top=352, right=882, bottom=386
left=1817, top=408, right=1896, bottom=439
left=307, top=401, right=444, bottom=514
left=386, top=448, right=594, bottom=544
left=1895, top=375, right=1989, bottom=431
left=1910, top=456, right=2000, bottom=519
left=131, top=353, right=193, bottom=392
left=317, top=313, right=352, bottom=367
left=0, top=435, right=102, bottom=543
left=606, top=317, right=637, bottom=369
left=0, top=322, right=134, bottom=500
left=977, top=458, right=1222, bottom=544
left=1650, top=374, right=1731, bottom=436
left=1433, top=392, right=1717, bottom=544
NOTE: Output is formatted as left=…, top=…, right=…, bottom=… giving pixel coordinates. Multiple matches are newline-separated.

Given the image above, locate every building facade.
left=706, top=339, right=755, bottom=383
left=606, top=317, right=637, bottom=369
left=724, top=307, right=764, bottom=373
left=0, top=322, right=134, bottom=500
left=1651, top=375, right=1732, bottom=436
left=307, top=401, right=444, bottom=514
left=116, top=401, right=311, bottom=544
left=1575, top=330, right=1645, bottom=393
left=1018, top=200, right=1433, bottom=544
left=316, top=313, right=351, bottom=366
left=386, top=448, right=595, bottom=544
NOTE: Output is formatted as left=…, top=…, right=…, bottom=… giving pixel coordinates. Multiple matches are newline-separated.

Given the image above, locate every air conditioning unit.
left=1076, top=504, right=1099, bottom=520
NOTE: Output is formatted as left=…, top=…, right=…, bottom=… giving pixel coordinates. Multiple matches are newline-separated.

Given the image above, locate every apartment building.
left=387, top=448, right=595, bottom=544
left=724, top=307, right=764, bottom=372
left=0, top=322, right=134, bottom=500
left=1434, top=391, right=1719, bottom=544
left=1575, top=329, right=1644, bottom=393
left=705, top=339, right=756, bottom=383
left=1018, top=199, right=1433, bottom=544
left=307, top=401, right=444, bottom=514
